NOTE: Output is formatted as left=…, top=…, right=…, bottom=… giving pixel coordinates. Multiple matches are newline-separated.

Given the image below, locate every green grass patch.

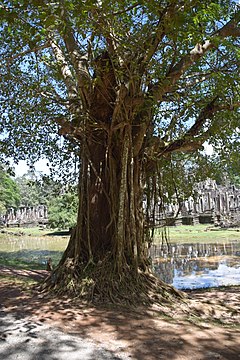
left=0, top=226, right=60, bottom=237
left=154, top=224, right=240, bottom=244
left=0, top=256, right=45, bottom=270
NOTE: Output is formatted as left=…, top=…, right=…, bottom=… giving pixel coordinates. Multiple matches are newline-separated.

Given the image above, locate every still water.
left=0, top=234, right=239, bottom=289
left=151, top=240, right=240, bottom=289
left=0, top=235, right=68, bottom=267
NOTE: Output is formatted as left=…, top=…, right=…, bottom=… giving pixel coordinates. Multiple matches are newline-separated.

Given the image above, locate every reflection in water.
left=0, top=236, right=68, bottom=266
left=151, top=241, right=240, bottom=289
left=0, top=236, right=68, bottom=252
left=0, top=236, right=239, bottom=288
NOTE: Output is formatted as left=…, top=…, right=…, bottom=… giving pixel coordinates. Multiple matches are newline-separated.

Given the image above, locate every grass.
left=2, top=224, right=240, bottom=243
left=154, top=224, right=240, bottom=244
left=0, top=256, right=45, bottom=270
left=0, top=226, right=63, bottom=237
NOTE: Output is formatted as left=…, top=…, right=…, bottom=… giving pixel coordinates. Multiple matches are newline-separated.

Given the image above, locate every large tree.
left=0, top=1, right=239, bottom=304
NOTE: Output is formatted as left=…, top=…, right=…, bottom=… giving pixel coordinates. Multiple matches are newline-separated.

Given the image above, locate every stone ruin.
left=150, top=178, right=240, bottom=227
left=0, top=205, right=48, bottom=227
left=1, top=179, right=240, bottom=228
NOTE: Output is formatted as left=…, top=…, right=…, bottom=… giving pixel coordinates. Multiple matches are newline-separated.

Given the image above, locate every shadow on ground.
left=0, top=311, right=122, bottom=360
left=0, top=268, right=240, bottom=360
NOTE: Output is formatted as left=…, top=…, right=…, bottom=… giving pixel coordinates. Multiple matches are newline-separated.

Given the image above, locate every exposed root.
left=38, top=255, right=186, bottom=307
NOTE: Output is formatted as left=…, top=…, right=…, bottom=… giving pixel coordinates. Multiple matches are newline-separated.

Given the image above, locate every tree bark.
left=41, top=49, right=185, bottom=305
left=59, top=124, right=147, bottom=267
left=43, top=119, right=184, bottom=305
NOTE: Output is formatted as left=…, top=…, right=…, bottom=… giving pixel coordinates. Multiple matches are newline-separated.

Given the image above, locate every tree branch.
left=90, top=5, right=122, bottom=59
left=48, top=36, right=78, bottom=103
left=58, top=2, right=92, bottom=108
left=149, top=10, right=240, bottom=102
left=5, top=42, right=50, bottom=63
left=186, top=96, right=218, bottom=137
left=139, top=2, right=180, bottom=74
left=148, top=98, right=240, bottom=157
left=111, top=2, right=141, bottom=16
left=40, top=90, right=67, bottom=105
left=55, top=117, right=83, bottom=140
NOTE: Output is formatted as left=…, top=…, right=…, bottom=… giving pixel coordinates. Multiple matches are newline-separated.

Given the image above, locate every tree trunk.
left=42, top=123, right=183, bottom=305
left=40, top=48, right=184, bottom=304
left=60, top=125, right=146, bottom=265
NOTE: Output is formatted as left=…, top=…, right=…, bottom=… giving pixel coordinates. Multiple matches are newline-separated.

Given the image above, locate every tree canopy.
left=0, top=0, right=239, bottom=304
left=0, top=165, right=20, bottom=215
left=48, top=191, right=78, bottom=229
left=0, top=1, right=239, bottom=165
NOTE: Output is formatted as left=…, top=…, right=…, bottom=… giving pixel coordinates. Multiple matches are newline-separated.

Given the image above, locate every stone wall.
left=1, top=179, right=240, bottom=228
left=149, top=179, right=240, bottom=226
left=2, top=205, right=48, bottom=227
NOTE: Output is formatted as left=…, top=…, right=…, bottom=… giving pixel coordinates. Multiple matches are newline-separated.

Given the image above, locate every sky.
left=13, top=158, right=50, bottom=177
left=203, top=143, right=214, bottom=156
left=11, top=143, right=214, bottom=178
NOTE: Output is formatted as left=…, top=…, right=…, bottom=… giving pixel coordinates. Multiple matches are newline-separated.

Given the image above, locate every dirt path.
left=0, top=266, right=239, bottom=360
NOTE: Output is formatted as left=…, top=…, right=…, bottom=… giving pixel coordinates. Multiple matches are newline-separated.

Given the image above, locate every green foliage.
left=0, top=1, right=239, bottom=164
left=0, top=165, right=21, bottom=214
left=15, top=172, right=43, bottom=207
left=0, top=1, right=239, bottom=215
left=48, top=192, right=78, bottom=229
left=15, top=171, right=63, bottom=206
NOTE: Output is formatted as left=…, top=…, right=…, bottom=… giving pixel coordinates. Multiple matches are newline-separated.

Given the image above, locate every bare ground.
left=0, top=265, right=239, bottom=360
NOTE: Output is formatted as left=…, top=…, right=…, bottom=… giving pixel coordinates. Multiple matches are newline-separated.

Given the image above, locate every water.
left=151, top=240, right=240, bottom=289
left=0, top=234, right=68, bottom=267
left=0, top=233, right=240, bottom=289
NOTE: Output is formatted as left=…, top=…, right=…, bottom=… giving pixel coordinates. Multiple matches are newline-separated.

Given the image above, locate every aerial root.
left=37, top=256, right=186, bottom=306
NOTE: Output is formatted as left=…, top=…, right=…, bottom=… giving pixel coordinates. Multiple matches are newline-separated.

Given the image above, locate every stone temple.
left=1, top=179, right=240, bottom=228
left=148, top=178, right=240, bottom=227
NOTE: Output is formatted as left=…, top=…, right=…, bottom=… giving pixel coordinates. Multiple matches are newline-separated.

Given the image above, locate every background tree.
left=0, top=1, right=239, bottom=304
left=16, top=171, right=64, bottom=206
left=48, top=191, right=78, bottom=230
left=0, top=165, right=20, bottom=216
left=15, top=171, right=44, bottom=207
left=15, top=171, right=77, bottom=228
left=212, top=144, right=240, bottom=186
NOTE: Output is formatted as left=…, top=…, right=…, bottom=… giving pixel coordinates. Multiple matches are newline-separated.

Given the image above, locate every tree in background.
left=16, top=171, right=77, bottom=228
left=0, top=165, right=20, bottom=216
left=15, top=171, right=63, bottom=206
left=15, top=171, right=43, bottom=207
left=214, top=145, right=240, bottom=186
left=0, top=1, right=239, bottom=304
left=48, top=192, right=78, bottom=229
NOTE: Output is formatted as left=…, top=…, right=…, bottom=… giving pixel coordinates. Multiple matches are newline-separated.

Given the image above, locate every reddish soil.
left=0, top=265, right=239, bottom=360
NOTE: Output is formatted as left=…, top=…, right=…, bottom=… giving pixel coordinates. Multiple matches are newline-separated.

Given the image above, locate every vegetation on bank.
left=2, top=224, right=240, bottom=241
left=0, top=165, right=78, bottom=230
left=0, top=165, right=21, bottom=215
